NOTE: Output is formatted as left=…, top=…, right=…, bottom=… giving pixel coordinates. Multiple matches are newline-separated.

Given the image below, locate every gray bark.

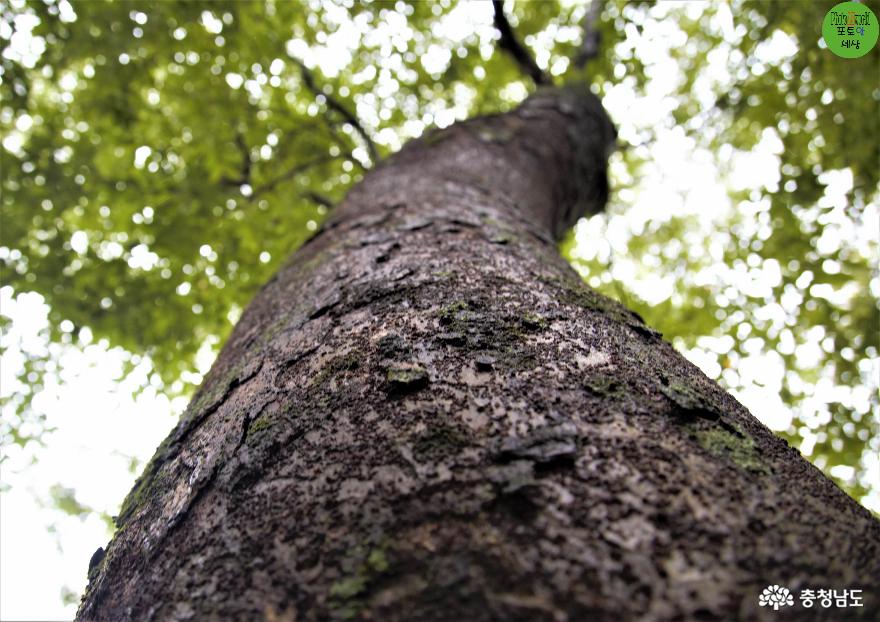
left=78, top=86, right=880, bottom=622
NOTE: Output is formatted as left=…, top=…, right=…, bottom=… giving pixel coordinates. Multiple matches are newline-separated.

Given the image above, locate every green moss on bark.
left=413, top=425, right=469, bottom=459
left=386, top=364, right=429, bottom=394
left=115, top=435, right=174, bottom=527
left=329, top=545, right=392, bottom=619
left=311, top=353, right=361, bottom=388
left=692, top=425, right=769, bottom=475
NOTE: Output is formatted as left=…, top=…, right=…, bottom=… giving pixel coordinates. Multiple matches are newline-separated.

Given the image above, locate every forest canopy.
left=1, top=0, right=878, bottom=525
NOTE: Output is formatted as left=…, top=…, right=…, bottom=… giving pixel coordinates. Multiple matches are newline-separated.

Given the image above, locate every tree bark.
left=78, top=86, right=879, bottom=622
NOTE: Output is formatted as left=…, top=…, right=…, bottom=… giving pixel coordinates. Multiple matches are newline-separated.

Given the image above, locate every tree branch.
left=251, top=154, right=340, bottom=199
left=574, top=0, right=604, bottom=69
left=302, top=191, right=334, bottom=210
left=326, top=124, right=368, bottom=173
left=291, top=58, right=380, bottom=166
left=220, top=132, right=253, bottom=187
left=492, top=0, right=551, bottom=86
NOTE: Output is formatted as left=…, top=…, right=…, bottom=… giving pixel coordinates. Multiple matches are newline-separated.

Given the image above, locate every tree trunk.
left=78, top=86, right=879, bottom=622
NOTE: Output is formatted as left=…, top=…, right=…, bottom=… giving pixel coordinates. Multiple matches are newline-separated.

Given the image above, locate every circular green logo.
left=822, top=1, right=879, bottom=58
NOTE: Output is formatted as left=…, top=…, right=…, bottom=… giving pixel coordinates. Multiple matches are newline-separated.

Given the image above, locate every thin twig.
left=492, top=0, right=551, bottom=86
left=326, top=123, right=368, bottom=173
left=291, top=57, right=380, bottom=165
left=302, top=191, right=335, bottom=210
left=221, top=132, right=254, bottom=187
left=575, top=0, right=604, bottom=69
left=251, top=154, right=340, bottom=198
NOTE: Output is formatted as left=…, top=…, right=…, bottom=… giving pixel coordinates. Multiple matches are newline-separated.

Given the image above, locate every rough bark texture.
left=79, top=86, right=879, bottom=622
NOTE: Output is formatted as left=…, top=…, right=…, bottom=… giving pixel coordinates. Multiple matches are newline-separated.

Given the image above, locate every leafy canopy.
left=1, top=0, right=878, bottom=506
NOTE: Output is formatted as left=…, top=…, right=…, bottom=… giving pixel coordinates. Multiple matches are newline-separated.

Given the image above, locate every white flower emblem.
left=759, top=585, right=794, bottom=610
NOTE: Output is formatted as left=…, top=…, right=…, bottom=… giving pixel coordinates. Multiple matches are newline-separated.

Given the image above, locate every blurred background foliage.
left=1, top=0, right=877, bottom=519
